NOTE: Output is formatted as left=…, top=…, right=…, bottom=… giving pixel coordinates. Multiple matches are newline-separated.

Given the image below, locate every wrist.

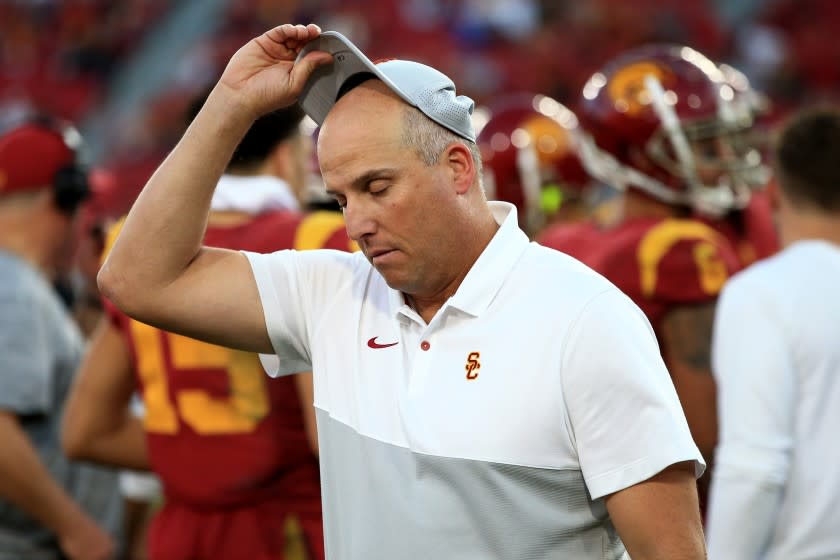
left=207, top=82, right=263, bottom=128
left=184, top=83, right=257, bottom=162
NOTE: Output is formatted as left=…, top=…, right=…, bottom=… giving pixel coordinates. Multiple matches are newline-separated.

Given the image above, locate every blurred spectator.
left=708, top=107, right=840, bottom=559
left=0, top=118, right=121, bottom=560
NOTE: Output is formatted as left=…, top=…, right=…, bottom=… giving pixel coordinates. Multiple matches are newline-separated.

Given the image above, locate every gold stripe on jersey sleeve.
left=293, top=211, right=354, bottom=251
left=637, top=219, right=731, bottom=297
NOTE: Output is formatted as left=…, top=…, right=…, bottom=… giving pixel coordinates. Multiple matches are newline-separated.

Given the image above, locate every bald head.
left=319, top=78, right=483, bottom=185
left=322, top=79, right=405, bottom=140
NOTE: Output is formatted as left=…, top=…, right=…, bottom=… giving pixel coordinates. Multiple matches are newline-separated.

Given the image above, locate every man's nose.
left=343, top=201, right=377, bottom=241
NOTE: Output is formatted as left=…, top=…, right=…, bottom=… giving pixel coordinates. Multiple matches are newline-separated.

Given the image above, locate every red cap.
left=0, top=124, right=75, bottom=195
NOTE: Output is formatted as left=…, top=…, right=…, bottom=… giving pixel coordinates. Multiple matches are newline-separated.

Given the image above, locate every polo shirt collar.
left=388, top=201, right=529, bottom=320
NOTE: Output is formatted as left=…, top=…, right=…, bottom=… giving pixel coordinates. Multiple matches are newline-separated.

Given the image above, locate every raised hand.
left=218, top=23, right=334, bottom=120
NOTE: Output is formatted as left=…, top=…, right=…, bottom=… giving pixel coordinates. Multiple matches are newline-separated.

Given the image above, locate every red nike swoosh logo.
left=367, top=337, right=399, bottom=349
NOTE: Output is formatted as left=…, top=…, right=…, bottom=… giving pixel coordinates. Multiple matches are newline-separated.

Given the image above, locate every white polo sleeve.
left=243, top=248, right=355, bottom=377
left=561, top=288, right=704, bottom=499
left=706, top=275, right=791, bottom=560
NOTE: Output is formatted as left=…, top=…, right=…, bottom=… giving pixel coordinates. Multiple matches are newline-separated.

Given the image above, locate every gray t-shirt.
left=0, top=251, right=121, bottom=560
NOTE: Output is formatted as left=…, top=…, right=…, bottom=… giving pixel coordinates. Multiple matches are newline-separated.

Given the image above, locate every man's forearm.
left=0, top=412, right=94, bottom=536
left=98, top=86, right=254, bottom=309
left=606, top=462, right=706, bottom=559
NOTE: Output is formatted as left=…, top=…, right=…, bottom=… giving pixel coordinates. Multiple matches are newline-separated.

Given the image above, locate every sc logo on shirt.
left=465, top=352, right=480, bottom=380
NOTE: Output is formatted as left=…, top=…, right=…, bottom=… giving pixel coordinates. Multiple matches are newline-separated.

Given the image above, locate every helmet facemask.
left=578, top=46, right=771, bottom=218
left=644, top=75, right=768, bottom=217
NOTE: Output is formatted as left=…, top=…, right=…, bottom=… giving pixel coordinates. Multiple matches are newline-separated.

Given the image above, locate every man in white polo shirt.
left=100, top=24, right=706, bottom=559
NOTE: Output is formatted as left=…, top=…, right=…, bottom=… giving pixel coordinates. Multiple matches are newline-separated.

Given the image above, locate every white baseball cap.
left=295, top=31, right=476, bottom=142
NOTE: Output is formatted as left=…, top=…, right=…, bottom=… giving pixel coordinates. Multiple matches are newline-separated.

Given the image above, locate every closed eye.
left=368, top=180, right=391, bottom=196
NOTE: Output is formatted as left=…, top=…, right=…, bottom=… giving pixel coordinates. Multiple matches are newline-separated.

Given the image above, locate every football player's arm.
left=293, top=373, right=319, bottom=457
left=98, top=24, right=330, bottom=354
left=659, top=302, right=718, bottom=462
left=606, top=461, right=705, bottom=559
left=0, top=411, right=114, bottom=560
left=706, top=280, right=790, bottom=559
left=62, top=317, right=149, bottom=471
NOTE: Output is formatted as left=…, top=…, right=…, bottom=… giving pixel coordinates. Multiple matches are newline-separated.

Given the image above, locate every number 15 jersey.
left=107, top=210, right=354, bottom=508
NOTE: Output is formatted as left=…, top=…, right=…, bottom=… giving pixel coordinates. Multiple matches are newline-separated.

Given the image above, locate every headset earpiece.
left=53, top=163, right=90, bottom=214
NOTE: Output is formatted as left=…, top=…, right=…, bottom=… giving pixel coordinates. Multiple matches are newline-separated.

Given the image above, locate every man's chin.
left=375, top=267, right=414, bottom=294
left=378, top=271, right=406, bottom=291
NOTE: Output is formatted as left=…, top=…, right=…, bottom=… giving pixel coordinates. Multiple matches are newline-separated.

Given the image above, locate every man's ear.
left=443, top=142, right=476, bottom=195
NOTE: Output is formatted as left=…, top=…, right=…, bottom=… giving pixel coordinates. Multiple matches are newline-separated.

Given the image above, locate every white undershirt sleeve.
left=707, top=277, right=794, bottom=560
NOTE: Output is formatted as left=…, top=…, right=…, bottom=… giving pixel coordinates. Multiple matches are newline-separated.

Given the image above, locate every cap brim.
left=295, top=31, right=415, bottom=124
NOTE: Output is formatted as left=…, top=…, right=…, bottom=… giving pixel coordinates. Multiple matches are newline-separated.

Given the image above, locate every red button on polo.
left=420, top=341, right=431, bottom=351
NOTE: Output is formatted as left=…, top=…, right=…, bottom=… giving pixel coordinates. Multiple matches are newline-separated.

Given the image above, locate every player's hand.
left=58, top=514, right=115, bottom=560
left=218, top=23, right=333, bottom=119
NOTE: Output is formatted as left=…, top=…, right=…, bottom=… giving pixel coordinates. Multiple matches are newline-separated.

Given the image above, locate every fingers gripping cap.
left=296, top=31, right=476, bottom=142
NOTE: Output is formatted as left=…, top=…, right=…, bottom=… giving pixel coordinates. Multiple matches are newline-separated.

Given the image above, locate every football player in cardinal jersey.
left=62, top=102, right=355, bottom=560
left=538, top=45, right=764, bottom=513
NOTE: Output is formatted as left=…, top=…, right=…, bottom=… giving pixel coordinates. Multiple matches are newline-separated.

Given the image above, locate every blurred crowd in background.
left=1, top=0, right=838, bottom=197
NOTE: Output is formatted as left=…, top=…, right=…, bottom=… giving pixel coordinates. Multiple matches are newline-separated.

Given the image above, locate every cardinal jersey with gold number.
left=106, top=210, right=354, bottom=560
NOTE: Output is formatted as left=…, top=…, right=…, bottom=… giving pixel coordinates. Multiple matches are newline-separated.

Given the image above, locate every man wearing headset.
left=0, top=120, right=120, bottom=560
